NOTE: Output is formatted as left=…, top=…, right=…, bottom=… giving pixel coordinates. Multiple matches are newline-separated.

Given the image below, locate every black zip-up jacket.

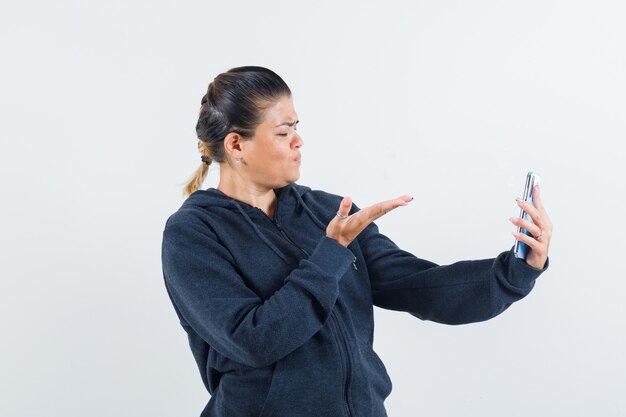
left=161, top=182, right=549, bottom=417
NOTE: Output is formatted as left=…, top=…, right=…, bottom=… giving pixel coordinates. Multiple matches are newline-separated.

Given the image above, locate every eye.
left=277, top=133, right=288, bottom=136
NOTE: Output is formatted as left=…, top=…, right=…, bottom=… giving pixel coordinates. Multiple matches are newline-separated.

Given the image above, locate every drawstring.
left=294, top=193, right=302, bottom=211
left=231, top=201, right=292, bottom=266
left=291, top=187, right=328, bottom=231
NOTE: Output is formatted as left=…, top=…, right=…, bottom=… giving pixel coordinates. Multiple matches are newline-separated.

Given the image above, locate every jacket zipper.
left=255, top=206, right=355, bottom=417
left=331, top=311, right=354, bottom=417
left=256, top=207, right=358, bottom=270
left=273, top=216, right=311, bottom=258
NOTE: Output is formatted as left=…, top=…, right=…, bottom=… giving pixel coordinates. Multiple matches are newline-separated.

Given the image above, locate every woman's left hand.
left=509, top=184, right=553, bottom=269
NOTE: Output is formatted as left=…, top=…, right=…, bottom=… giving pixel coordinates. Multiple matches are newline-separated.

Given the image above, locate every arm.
left=349, top=202, right=550, bottom=325
left=161, top=218, right=355, bottom=369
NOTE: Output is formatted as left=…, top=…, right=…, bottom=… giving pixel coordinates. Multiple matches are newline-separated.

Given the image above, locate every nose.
left=293, top=131, right=303, bottom=148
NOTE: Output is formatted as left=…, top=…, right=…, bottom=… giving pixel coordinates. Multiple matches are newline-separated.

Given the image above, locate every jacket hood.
left=178, top=182, right=328, bottom=266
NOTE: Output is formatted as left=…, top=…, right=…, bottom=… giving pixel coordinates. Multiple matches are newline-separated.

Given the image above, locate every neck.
left=217, top=170, right=278, bottom=218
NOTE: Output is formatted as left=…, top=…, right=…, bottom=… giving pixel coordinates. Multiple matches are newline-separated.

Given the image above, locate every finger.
left=516, top=197, right=544, bottom=229
left=370, top=195, right=412, bottom=220
left=512, top=230, right=541, bottom=251
left=532, top=185, right=545, bottom=212
left=399, top=195, right=414, bottom=204
left=509, top=216, right=542, bottom=238
left=338, top=195, right=353, bottom=218
left=532, top=185, right=553, bottom=228
left=347, top=195, right=410, bottom=232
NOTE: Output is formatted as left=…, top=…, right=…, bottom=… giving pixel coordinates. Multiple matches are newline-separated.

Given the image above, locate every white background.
left=2, top=1, right=625, bottom=416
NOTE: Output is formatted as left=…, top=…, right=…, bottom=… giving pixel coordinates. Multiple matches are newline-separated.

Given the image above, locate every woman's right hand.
left=326, top=194, right=414, bottom=248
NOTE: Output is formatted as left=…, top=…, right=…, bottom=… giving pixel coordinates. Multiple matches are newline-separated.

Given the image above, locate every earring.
left=236, top=158, right=241, bottom=165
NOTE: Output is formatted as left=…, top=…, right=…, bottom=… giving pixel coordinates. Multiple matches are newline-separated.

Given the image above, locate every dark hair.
left=182, top=66, right=292, bottom=197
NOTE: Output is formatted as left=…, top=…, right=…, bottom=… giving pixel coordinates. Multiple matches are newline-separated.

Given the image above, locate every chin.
left=286, top=172, right=301, bottom=183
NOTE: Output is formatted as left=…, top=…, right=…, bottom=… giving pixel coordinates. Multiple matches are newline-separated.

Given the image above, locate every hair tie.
left=201, top=155, right=211, bottom=165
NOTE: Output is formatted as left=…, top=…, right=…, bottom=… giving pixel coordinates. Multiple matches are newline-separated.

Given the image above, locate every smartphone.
left=514, top=171, right=542, bottom=259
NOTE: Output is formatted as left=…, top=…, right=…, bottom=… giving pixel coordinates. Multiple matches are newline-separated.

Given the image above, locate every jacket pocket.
left=256, top=327, right=348, bottom=417
left=361, top=342, right=393, bottom=399
left=257, top=359, right=285, bottom=417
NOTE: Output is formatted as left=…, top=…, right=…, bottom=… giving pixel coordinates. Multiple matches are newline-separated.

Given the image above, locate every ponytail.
left=182, top=140, right=212, bottom=198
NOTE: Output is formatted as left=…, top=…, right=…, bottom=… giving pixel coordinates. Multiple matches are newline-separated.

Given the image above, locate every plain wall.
left=1, top=0, right=625, bottom=416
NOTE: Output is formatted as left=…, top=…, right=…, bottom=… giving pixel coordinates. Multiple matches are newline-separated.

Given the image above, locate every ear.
left=223, top=132, right=244, bottom=154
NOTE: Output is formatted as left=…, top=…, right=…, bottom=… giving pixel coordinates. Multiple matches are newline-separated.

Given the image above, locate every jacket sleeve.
left=161, top=218, right=355, bottom=369
left=349, top=202, right=550, bottom=325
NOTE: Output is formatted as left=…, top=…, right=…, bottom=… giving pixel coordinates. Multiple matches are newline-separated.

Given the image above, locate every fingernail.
left=408, top=196, right=414, bottom=202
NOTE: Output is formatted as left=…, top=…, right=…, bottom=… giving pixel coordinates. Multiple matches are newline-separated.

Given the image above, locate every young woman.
left=161, top=66, right=552, bottom=417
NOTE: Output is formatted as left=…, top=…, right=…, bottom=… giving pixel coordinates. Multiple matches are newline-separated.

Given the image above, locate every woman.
left=161, top=66, right=552, bottom=417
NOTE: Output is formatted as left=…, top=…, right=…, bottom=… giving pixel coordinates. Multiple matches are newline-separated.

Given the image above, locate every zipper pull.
left=352, top=255, right=357, bottom=270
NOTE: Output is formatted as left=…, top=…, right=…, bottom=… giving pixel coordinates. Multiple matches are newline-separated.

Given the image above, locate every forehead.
left=262, top=96, right=298, bottom=125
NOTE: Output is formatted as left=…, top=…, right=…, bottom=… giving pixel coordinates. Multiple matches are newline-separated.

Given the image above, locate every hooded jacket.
left=161, top=182, right=549, bottom=417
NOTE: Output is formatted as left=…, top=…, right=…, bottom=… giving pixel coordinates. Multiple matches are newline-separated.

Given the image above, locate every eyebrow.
left=275, top=120, right=299, bottom=127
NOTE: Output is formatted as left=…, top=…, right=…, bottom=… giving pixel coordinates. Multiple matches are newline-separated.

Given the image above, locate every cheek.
left=272, top=145, right=292, bottom=161
left=256, top=142, right=282, bottom=161
left=254, top=140, right=292, bottom=167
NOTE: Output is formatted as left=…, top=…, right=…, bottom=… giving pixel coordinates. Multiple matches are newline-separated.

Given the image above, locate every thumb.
left=339, top=196, right=352, bottom=216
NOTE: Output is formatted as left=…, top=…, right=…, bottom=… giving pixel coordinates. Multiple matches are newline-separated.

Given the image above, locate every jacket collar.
left=181, top=182, right=326, bottom=265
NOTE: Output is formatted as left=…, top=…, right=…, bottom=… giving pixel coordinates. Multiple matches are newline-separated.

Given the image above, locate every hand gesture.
left=510, top=185, right=553, bottom=269
left=326, top=194, right=413, bottom=248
